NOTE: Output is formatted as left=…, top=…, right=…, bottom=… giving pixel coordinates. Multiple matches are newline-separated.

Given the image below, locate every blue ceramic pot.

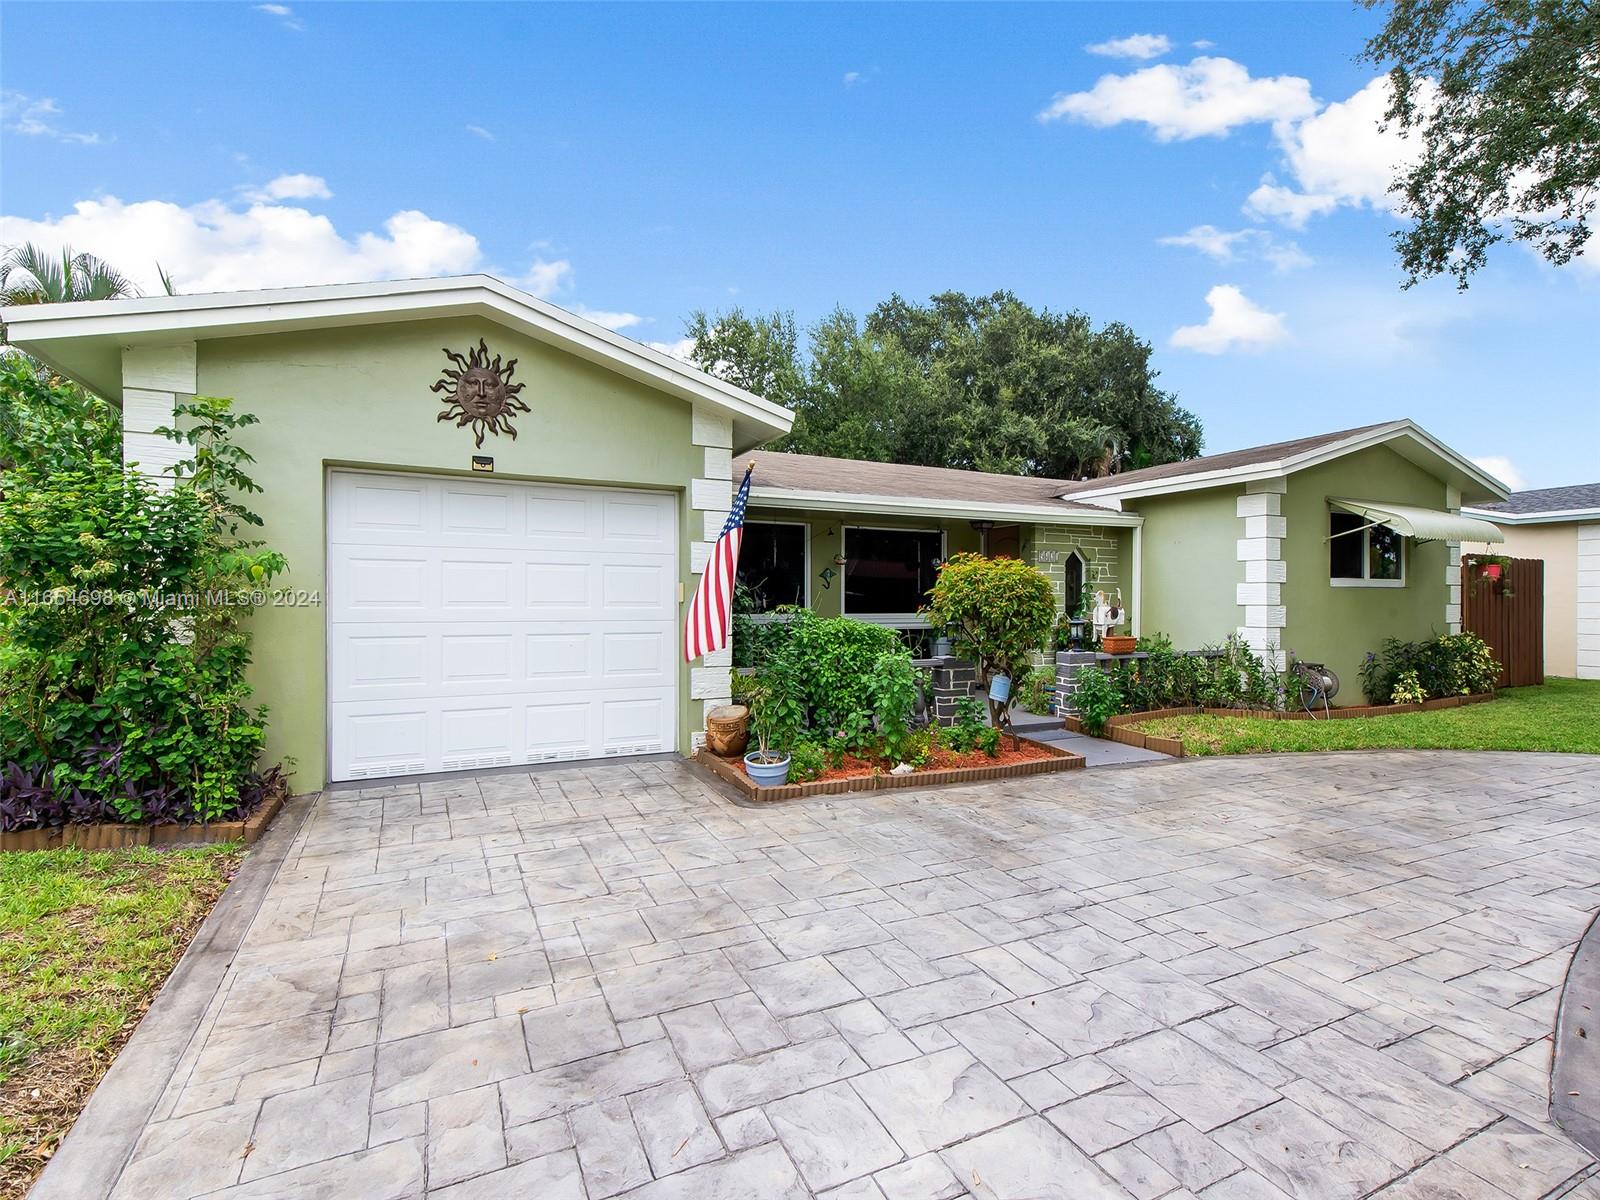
left=988, top=675, right=1011, bottom=703
left=743, top=752, right=792, bottom=787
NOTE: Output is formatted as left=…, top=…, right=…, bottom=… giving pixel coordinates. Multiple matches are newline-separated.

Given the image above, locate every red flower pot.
left=1480, top=562, right=1503, bottom=581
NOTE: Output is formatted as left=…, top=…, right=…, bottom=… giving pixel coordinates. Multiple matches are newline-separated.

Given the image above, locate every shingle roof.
left=1473, top=482, right=1600, bottom=515
left=1054, top=422, right=1394, bottom=494
left=746, top=450, right=1111, bottom=512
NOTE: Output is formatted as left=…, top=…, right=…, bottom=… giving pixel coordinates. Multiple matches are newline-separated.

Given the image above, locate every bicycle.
left=1291, top=660, right=1340, bottom=718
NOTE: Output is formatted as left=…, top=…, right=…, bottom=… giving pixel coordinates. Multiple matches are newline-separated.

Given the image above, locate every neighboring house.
left=2, top=276, right=1508, bottom=787
left=1463, top=484, right=1600, bottom=679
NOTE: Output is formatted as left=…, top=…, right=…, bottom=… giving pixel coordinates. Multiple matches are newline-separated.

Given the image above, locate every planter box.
left=695, top=737, right=1083, bottom=803
left=0, top=789, right=288, bottom=853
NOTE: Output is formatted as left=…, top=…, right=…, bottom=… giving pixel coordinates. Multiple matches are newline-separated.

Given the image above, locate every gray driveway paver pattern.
left=90, top=750, right=1600, bottom=1199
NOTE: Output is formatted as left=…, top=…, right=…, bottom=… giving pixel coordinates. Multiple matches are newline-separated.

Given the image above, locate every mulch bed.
left=697, top=735, right=1083, bottom=803
left=0, top=787, right=287, bottom=853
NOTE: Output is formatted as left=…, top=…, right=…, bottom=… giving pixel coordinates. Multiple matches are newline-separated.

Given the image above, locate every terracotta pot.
left=1102, top=635, right=1137, bottom=655
left=705, top=705, right=750, bottom=757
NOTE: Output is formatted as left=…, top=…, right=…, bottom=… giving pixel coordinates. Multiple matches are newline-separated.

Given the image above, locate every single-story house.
left=2, top=275, right=1509, bottom=787
left=1463, top=484, right=1600, bottom=679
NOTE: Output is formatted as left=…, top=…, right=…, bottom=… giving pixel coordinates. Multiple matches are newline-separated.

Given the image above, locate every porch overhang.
left=1329, top=497, right=1504, bottom=544
left=748, top=486, right=1143, bottom=528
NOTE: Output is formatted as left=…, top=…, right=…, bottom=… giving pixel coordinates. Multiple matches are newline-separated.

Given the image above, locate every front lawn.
left=1141, top=678, right=1600, bottom=757
left=0, top=845, right=242, bottom=1198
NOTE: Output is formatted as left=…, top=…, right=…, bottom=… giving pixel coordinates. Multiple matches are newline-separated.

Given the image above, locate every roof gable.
left=0, top=275, right=793, bottom=452
left=1056, top=419, right=1508, bottom=507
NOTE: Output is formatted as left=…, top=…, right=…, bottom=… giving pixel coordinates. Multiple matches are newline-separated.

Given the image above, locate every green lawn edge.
left=1139, top=678, right=1600, bottom=757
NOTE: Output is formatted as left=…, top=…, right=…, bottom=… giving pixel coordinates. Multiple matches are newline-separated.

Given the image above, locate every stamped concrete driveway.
left=46, top=752, right=1600, bottom=1200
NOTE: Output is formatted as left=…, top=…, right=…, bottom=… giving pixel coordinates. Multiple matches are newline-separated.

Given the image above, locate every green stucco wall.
left=1128, top=487, right=1244, bottom=647
left=1282, top=445, right=1450, bottom=697
left=742, top=506, right=982, bottom=617
left=195, top=317, right=704, bottom=788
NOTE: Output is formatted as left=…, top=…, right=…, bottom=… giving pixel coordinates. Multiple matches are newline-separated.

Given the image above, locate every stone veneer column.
left=687, top=404, right=734, bottom=748
left=121, top=344, right=197, bottom=488
left=1235, top=478, right=1287, bottom=671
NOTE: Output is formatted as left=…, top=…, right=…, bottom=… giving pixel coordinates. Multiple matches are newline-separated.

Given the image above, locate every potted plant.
left=1468, top=553, right=1515, bottom=597
left=741, top=676, right=795, bottom=786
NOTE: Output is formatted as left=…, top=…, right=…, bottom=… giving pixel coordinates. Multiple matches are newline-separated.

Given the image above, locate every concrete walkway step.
left=1027, top=727, right=1174, bottom=766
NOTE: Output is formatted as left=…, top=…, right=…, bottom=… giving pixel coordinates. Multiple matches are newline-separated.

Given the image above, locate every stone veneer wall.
left=1052, top=651, right=1099, bottom=715
left=924, top=658, right=980, bottom=726
left=1024, top=524, right=1123, bottom=613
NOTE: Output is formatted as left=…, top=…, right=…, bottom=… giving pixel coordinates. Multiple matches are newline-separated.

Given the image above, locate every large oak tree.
left=684, top=291, right=1202, bottom=480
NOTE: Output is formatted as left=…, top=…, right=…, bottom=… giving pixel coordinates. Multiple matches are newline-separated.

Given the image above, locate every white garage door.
left=327, top=470, right=678, bottom=781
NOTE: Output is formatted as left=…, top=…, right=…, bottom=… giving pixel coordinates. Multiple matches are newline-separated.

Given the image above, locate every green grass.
left=1141, top=677, right=1600, bottom=757
left=0, top=845, right=241, bottom=1198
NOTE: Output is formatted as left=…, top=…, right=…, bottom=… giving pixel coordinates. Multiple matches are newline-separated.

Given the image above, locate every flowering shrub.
left=0, top=361, right=287, bottom=830
left=1390, top=670, right=1427, bottom=705
left=1359, top=633, right=1501, bottom=704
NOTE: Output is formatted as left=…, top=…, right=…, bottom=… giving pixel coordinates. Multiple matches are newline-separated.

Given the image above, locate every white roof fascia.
left=0, top=275, right=793, bottom=449
left=748, top=486, right=1143, bottom=527
left=1461, top=505, right=1600, bottom=524
left=1056, top=420, right=1507, bottom=505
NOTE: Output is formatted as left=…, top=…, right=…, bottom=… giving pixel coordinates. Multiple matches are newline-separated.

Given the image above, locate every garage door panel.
left=338, top=554, right=432, bottom=615
left=441, top=559, right=515, bottom=610
left=329, top=472, right=677, bottom=781
left=338, top=634, right=430, bottom=691
left=526, top=562, right=592, bottom=612
left=441, top=633, right=516, bottom=684
left=601, top=695, right=672, bottom=755
left=603, top=495, right=671, bottom=545
left=526, top=492, right=592, bottom=540
left=339, top=478, right=431, bottom=537
left=441, top=486, right=514, bottom=538
left=601, top=563, right=674, bottom=617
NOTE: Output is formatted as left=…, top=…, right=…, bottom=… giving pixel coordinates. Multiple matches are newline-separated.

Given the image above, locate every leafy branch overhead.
left=684, top=291, right=1202, bottom=479
left=1363, top=0, right=1600, bottom=287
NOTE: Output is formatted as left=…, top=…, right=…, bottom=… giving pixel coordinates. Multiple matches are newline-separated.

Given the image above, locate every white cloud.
left=466, top=124, right=495, bottom=141
left=1243, top=179, right=1342, bottom=228
left=1158, top=224, right=1312, bottom=271
left=1471, top=456, right=1526, bottom=490
left=1170, top=284, right=1288, bottom=354
left=519, top=257, right=572, bottom=299
left=645, top=337, right=696, bottom=361
left=254, top=3, right=304, bottom=30
left=243, top=172, right=331, bottom=202
left=843, top=71, right=862, bottom=87
left=1192, top=39, right=1216, bottom=50
left=1, top=91, right=102, bottom=145
left=1246, top=76, right=1431, bottom=227
left=1085, top=34, right=1172, bottom=61
left=0, top=196, right=481, bottom=293
left=1038, top=56, right=1317, bottom=140
left=573, top=306, right=644, bottom=331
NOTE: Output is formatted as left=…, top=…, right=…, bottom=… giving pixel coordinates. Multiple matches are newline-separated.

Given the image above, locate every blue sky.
left=3, top=2, right=1595, bottom=489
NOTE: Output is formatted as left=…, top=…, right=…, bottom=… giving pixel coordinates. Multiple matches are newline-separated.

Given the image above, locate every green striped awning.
left=1329, top=498, right=1504, bottom=544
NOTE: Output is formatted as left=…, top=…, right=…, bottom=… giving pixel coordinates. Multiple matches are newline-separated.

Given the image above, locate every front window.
left=1329, top=511, right=1404, bottom=586
left=843, top=527, right=944, bottom=617
left=737, top=522, right=807, bottom=613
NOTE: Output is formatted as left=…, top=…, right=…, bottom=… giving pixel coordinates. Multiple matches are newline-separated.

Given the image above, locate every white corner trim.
left=691, top=405, right=734, bottom=449
left=690, top=666, right=732, bottom=700
left=123, top=387, right=177, bottom=435
left=1237, top=488, right=1286, bottom=667
left=703, top=446, right=733, bottom=482
left=121, top=342, right=196, bottom=393
left=1445, top=541, right=1462, bottom=634
left=691, top=477, right=732, bottom=511
left=1130, top=524, right=1142, bottom=637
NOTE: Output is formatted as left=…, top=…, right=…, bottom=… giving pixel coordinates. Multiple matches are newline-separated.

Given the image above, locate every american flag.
left=685, top=464, right=753, bottom=662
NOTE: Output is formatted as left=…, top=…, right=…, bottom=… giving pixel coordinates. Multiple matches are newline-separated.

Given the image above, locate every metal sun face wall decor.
left=431, top=338, right=531, bottom=447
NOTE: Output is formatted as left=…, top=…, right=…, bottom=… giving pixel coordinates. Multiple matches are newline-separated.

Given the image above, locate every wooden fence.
left=1462, top=556, right=1544, bottom=688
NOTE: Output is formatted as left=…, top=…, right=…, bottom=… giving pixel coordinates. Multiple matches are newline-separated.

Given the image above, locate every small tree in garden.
left=924, top=553, right=1056, bottom=747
